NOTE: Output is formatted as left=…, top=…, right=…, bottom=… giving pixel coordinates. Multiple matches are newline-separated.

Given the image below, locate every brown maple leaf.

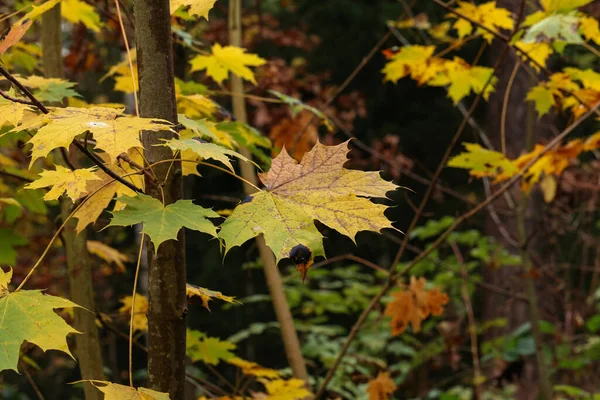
left=367, top=371, right=397, bottom=400
left=384, top=276, right=449, bottom=335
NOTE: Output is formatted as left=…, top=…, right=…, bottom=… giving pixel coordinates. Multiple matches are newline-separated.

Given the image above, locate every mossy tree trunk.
left=42, top=5, right=106, bottom=400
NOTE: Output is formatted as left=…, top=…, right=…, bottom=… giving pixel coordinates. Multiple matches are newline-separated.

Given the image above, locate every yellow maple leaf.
left=170, top=0, right=216, bottom=19
left=384, top=277, right=449, bottom=335
left=61, top=0, right=104, bottom=32
left=258, top=378, right=312, bottom=400
left=580, top=15, right=600, bottom=46
left=24, top=106, right=172, bottom=166
left=446, top=1, right=514, bottom=42
left=381, top=45, right=437, bottom=84
left=540, top=0, right=593, bottom=13
left=118, top=294, right=148, bottom=332
left=177, top=94, right=216, bottom=118
left=226, top=357, right=281, bottom=379
left=367, top=372, right=397, bottom=400
left=0, top=101, right=33, bottom=127
left=429, top=57, right=496, bottom=104
left=219, top=141, right=398, bottom=265
left=515, top=41, right=553, bottom=71
left=526, top=72, right=579, bottom=116
left=186, top=283, right=237, bottom=310
left=71, top=151, right=141, bottom=233
left=24, top=166, right=101, bottom=202
left=86, top=381, right=169, bottom=400
left=190, top=44, right=266, bottom=84
left=0, top=0, right=61, bottom=54
left=448, top=143, right=519, bottom=179
left=87, top=240, right=130, bottom=273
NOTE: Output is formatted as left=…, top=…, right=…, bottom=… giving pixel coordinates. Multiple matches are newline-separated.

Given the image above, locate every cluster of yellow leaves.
left=384, top=277, right=449, bottom=335
left=527, top=68, right=600, bottom=118
left=449, top=131, right=600, bottom=190
left=24, top=165, right=100, bottom=201
left=367, top=371, right=397, bottom=400
left=382, top=45, right=495, bottom=104
left=190, top=43, right=266, bottom=84
left=446, top=1, right=514, bottom=42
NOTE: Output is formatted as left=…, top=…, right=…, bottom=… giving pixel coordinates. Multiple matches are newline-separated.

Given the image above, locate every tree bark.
left=134, top=0, right=186, bottom=398
left=227, top=0, right=309, bottom=381
left=484, top=1, right=556, bottom=398
left=42, top=5, right=106, bottom=400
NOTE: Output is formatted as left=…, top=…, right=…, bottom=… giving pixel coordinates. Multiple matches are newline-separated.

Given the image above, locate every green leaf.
left=410, top=216, right=455, bottom=240
left=268, top=89, right=333, bottom=130
left=186, top=330, right=236, bottom=365
left=216, top=121, right=272, bottom=167
left=0, top=267, right=80, bottom=372
left=108, top=194, right=219, bottom=251
left=586, top=314, right=600, bottom=332
left=163, top=137, right=249, bottom=172
left=523, top=12, right=584, bottom=44
left=0, top=229, right=27, bottom=265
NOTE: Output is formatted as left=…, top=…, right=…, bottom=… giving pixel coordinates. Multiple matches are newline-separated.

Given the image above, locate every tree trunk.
left=227, top=0, right=309, bottom=381
left=134, top=0, right=186, bottom=398
left=484, top=1, right=556, bottom=398
left=42, top=5, right=106, bottom=400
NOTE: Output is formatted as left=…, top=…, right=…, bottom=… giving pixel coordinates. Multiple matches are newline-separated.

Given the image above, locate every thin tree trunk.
left=227, top=0, right=309, bottom=381
left=134, top=0, right=186, bottom=397
left=42, top=5, right=105, bottom=400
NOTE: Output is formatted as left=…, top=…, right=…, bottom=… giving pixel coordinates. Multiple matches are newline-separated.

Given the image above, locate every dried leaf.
left=367, top=372, right=397, bottom=400
left=186, top=283, right=237, bottom=310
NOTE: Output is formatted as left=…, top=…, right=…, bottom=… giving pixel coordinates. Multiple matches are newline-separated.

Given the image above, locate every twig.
left=23, top=368, right=46, bottom=400
left=0, top=89, right=35, bottom=105
left=129, top=234, right=145, bottom=387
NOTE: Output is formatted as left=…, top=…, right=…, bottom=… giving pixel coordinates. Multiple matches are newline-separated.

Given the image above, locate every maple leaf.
left=118, top=294, right=148, bottom=332
left=446, top=1, right=514, bottom=42
left=72, top=155, right=141, bottom=232
left=226, top=357, right=281, bottom=378
left=219, top=141, right=398, bottom=266
left=258, top=378, right=313, bottom=400
left=87, top=240, right=130, bottom=273
left=108, top=194, right=219, bottom=251
left=540, top=0, right=594, bottom=13
left=164, top=136, right=250, bottom=172
left=186, top=329, right=236, bottom=365
left=61, top=0, right=104, bottom=32
left=186, top=283, right=237, bottom=310
left=0, top=267, right=80, bottom=372
left=0, top=101, right=33, bottom=127
left=269, top=110, right=319, bottom=161
left=86, top=381, right=170, bottom=400
left=526, top=72, right=579, bottom=115
left=515, top=42, right=553, bottom=71
left=428, top=58, right=496, bottom=104
left=170, top=0, right=216, bottom=19
left=580, top=15, right=600, bottom=46
left=24, top=165, right=101, bottom=202
left=190, top=44, right=266, bottom=84
left=22, top=106, right=172, bottom=165
left=367, top=372, right=397, bottom=400
left=18, top=76, right=79, bottom=102
left=384, top=276, right=449, bottom=335
left=448, top=143, right=519, bottom=179
left=382, top=45, right=438, bottom=84
left=523, top=12, right=583, bottom=44
left=216, top=121, right=272, bottom=165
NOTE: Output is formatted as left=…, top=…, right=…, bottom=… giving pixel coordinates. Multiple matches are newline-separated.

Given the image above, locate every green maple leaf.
left=0, top=267, right=80, bottom=372
left=219, top=140, right=398, bottom=263
left=523, top=12, right=584, bottom=44
left=186, top=329, right=236, bottom=365
left=108, top=194, right=219, bottom=251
